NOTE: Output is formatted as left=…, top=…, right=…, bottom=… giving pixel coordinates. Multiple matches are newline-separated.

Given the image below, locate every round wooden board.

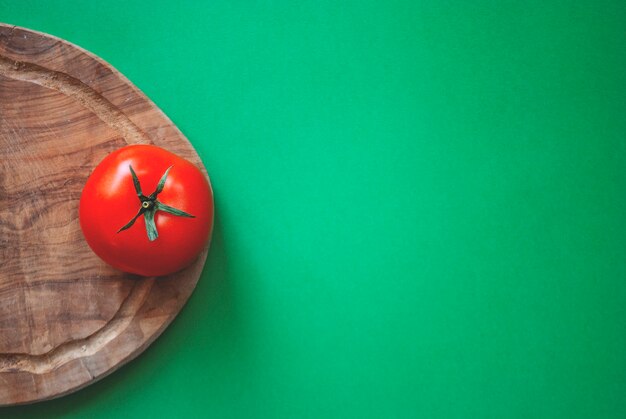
left=0, top=24, right=212, bottom=405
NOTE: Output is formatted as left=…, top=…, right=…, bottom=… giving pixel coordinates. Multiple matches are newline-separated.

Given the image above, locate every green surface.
left=2, top=1, right=626, bottom=417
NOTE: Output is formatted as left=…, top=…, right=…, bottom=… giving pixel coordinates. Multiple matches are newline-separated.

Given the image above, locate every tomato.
left=79, top=144, right=214, bottom=277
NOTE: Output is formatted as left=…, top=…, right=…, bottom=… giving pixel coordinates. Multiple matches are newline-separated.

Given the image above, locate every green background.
left=2, top=1, right=626, bottom=417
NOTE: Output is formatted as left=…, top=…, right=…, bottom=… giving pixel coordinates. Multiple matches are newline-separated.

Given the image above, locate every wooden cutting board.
left=0, top=24, right=211, bottom=405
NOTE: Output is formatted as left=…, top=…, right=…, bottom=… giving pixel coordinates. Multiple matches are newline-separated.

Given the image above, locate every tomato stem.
left=117, top=165, right=195, bottom=241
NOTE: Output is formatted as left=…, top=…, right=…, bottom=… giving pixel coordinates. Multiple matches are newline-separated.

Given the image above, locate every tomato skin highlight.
left=79, top=145, right=214, bottom=277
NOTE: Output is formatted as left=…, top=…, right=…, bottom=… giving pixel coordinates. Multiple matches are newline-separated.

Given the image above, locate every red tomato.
left=79, top=144, right=214, bottom=277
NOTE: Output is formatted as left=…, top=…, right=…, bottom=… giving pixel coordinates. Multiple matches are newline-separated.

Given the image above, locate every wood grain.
left=0, top=24, right=211, bottom=405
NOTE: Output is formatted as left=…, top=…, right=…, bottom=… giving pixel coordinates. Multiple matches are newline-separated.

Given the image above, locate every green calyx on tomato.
left=117, top=165, right=195, bottom=241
